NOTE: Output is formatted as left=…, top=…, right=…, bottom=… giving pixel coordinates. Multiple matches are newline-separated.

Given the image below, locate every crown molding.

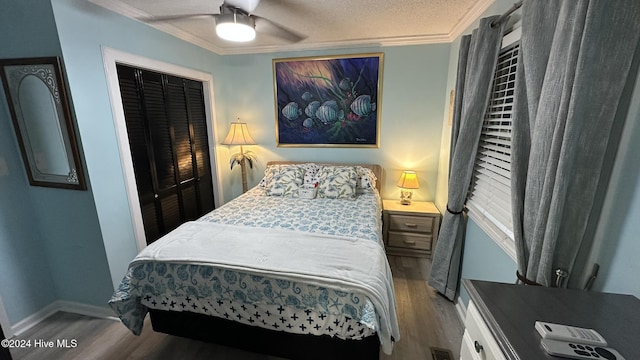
left=448, top=0, right=496, bottom=40
left=90, top=0, right=496, bottom=56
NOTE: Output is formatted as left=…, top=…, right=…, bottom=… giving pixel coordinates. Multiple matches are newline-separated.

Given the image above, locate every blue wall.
left=0, top=0, right=77, bottom=324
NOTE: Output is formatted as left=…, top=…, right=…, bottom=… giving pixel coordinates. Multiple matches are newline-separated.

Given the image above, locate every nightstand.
left=382, top=199, right=441, bottom=258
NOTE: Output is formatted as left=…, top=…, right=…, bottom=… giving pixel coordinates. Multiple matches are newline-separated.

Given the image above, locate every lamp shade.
left=222, top=122, right=256, bottom=145
left=397, top=171, right=419, bottom=189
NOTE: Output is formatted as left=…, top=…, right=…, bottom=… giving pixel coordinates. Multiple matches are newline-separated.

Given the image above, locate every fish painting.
left=305, top=101, right=321, bottom=118
left=273, top=53, right=382, bottom=146
left=350, top=95, right=376, bottom=117
left=339, top=78, right=352, bottom=90
left=316, top=101, right=344, bottom=123
left=303, top=118, right=314, bottom=128
left=282, top=102, right=302, bottom=120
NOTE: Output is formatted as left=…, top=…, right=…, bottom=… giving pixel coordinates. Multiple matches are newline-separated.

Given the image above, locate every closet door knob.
left=474, top=340, right=484, bottom=353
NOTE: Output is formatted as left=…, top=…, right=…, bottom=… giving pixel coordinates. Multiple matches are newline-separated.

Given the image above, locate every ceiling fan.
left=144, top=0, right=305, bottom=43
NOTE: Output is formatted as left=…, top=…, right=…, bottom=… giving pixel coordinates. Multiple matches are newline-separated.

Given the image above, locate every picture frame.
left=0, top=57, right=86, bottom=190
left=273, top=53, right=383, bottom=147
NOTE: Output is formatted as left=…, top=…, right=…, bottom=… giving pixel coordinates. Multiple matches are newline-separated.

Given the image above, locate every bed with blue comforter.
left=109, top=162, right=399, bottom=359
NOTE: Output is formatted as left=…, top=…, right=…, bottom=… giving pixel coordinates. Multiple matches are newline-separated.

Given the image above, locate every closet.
left=117, top=64, right=214, bottom=245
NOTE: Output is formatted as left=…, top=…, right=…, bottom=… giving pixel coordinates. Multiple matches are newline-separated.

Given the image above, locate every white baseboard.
left=455, top=295, right=467, bottom=324
left=9, top=301, right=118, bottom=338
left=0, top=295, right=13, bottom=338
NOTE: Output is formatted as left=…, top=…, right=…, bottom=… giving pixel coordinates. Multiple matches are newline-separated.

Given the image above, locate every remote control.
left=535, top=321, right=607, bottom=346
left=541, top=339, right=625, bottom=360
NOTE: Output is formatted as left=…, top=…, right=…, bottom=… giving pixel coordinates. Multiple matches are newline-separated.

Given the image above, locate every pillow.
left=356, top=166, right=377, bottom=193
left=264, top=166, right=304, bottom=197
left=259, top=163, right=320, bottom=188
left=316, top=166, right=358, bottom=199
left=299, top=163, right=321, bottom=187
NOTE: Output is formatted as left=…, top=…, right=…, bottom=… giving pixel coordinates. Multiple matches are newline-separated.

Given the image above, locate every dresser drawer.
left=463, top=301, right=506, bottom=360
left=387, top=231, right=431, bottom=250
left=387, top=214, right=433, bottom=233
left=460, top=330, right=482, bottom=360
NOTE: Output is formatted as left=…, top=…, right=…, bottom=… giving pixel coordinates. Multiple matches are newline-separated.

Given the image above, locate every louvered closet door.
left=117, top=65, right=214, bottom=245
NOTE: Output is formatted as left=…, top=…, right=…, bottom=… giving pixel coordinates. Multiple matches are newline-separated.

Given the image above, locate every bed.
left=109, top=161, right=399, bottom=359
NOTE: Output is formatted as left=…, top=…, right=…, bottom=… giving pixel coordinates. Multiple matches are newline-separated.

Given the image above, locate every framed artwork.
left=0, top=57, right=86, bottom=190
left=273, top=53, right=383, bottom=147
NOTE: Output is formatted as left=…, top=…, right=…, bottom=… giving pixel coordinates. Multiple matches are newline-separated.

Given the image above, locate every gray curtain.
left=429, top=16, right=505, bottom=300
left=512, top=0, right=640, bottom=286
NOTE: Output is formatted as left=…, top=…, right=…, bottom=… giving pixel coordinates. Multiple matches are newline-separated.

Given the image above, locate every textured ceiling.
left=90, top=0, right=495, bottom=54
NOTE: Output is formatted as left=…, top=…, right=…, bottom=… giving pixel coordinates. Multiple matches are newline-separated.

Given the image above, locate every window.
left=466, top=29, right=520, bottom=260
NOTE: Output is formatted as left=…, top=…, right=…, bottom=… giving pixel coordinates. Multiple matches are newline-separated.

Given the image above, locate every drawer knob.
left=474, top=340, right=483, bottom=353
left=403, top=240, right=416, bottom=245
left=404, top=222, right=418, bottom=228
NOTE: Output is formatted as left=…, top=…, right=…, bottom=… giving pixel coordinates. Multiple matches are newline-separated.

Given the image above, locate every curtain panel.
left=429, top=16, right=505, bottom=300
left=511, top=0, right=640, bottom=286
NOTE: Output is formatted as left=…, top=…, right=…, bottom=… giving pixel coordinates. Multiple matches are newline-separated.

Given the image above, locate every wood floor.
left=9, top=256, right=463, bottom=360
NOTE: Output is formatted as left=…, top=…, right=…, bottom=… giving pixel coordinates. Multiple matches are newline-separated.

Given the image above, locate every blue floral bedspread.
left=109, top=188, right=385, bottom=340
left=199, top=187, right=383, bottom=243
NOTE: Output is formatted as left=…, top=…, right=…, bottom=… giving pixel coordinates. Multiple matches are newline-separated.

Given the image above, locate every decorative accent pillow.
left=356, top=166, right=377, bottom=193
left=259, top=163, right=320, bottom=188
left=316, top=166, right=358, bottom=199
left=264, top=166, right=304, bottom=197
left=299, top=163, right=320, bottom=187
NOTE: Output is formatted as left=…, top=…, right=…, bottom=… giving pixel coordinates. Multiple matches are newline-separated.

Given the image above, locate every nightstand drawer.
left=387, top=231, right=432, bottom=250
left=387, top=214, right=434, bottom=233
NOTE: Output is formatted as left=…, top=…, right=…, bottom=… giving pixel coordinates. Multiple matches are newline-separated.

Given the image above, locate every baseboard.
left=454, top=295, right=466, bottom=324
left=0, top=295, right=13, bottom=338
left=10, top=301, right=117, bottom=337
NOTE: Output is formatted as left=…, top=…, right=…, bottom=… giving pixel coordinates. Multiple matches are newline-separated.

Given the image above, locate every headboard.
left=266, top=161, right=383, bottom=192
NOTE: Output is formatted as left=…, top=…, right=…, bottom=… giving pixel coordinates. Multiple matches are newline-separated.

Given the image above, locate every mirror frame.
left=0, top=57, right=86, bottom=190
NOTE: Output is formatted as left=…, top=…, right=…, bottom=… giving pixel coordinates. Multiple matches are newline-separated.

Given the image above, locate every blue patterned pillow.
left=316, top=166, right=358, bottom=199
left=264, top=167, right=304, bottom=197
left=259, top=163, right=320, bottom=188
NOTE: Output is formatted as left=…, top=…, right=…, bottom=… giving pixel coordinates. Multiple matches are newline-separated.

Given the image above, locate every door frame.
left=101, top=47, right=222, bottom=252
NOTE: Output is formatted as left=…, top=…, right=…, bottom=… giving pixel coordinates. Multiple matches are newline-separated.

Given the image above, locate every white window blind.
left=466, top=38, right=519, bottom=260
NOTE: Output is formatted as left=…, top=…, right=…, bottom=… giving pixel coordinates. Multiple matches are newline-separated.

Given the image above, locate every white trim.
left=455, top=295, right=467, bottom=325
left=467, top=205, right=517, bottom=261
left=89, top=0, right=495, bottom=55
left=448, top=0, right=496, bottom=41
left=101, top=46, right=223, bottom=252
left=502, top=25, right=521, bottom=49
left=0, top=295, right=13, bottom=338
left=9, top=301, right=118, bottom=338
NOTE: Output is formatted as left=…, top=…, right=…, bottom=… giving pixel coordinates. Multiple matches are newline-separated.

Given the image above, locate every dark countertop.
left=463, top=279, right=640, bottom=360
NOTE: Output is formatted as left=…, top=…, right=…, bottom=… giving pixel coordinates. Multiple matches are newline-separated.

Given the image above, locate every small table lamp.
left=222, top=120, right=256, bottom=193
left=397, top=170, right=419, bottom=205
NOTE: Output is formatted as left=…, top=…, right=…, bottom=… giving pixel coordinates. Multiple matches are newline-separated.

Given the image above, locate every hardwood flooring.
left=9, top=256, right=463, bottom=360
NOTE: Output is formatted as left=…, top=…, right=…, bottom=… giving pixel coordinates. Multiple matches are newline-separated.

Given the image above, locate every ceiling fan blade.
left=254, top=16, right=306, bottom=43
left=225, top=0, right=262, bottom=13
left=141, top=14, right=216, bottom=22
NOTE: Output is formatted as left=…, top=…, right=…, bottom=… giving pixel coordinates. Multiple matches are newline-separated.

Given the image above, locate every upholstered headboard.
left=266, top=161, right=383, bottom=192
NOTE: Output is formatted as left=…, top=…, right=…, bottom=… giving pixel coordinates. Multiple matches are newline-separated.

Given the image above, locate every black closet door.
left=117, top=65, right=214, bottom=245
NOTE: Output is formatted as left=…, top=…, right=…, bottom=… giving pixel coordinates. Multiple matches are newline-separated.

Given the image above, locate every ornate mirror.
left=0, top=57, right=85, bottom=190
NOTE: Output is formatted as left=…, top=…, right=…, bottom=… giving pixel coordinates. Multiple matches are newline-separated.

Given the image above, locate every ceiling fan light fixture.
left=215, top=12, right=256, bottom=42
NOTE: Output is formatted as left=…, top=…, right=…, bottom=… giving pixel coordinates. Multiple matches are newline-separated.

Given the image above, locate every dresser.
left=382, top=200, right=441, bottom=258
left=460, top=279, right=640, bottom=360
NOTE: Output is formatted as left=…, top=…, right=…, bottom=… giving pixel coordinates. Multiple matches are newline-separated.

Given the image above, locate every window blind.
left=467, top=41, right=519, bottom=259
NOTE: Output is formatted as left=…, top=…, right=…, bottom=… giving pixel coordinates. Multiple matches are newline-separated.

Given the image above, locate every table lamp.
left=397, top=170, right=419, bottom=205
